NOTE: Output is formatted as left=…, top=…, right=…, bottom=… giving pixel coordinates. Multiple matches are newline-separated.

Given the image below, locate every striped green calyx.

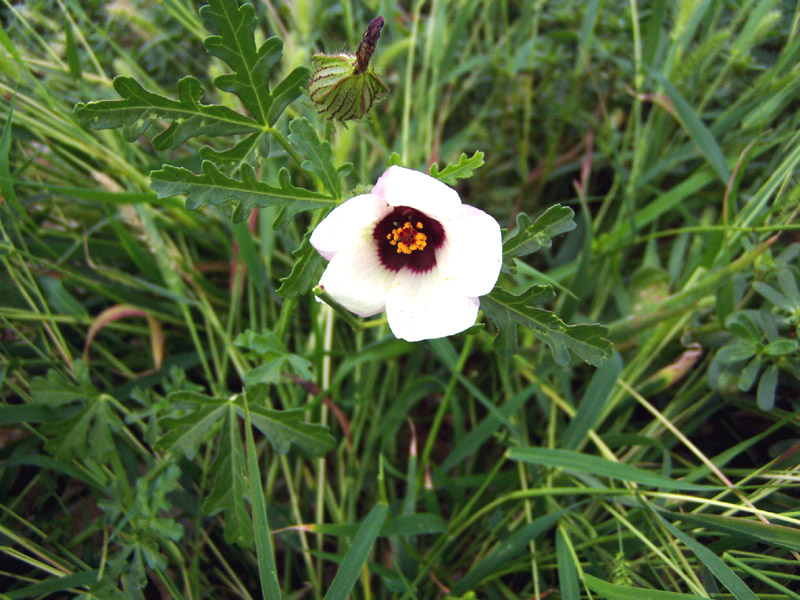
left=308, top=17, right=387, bottom=121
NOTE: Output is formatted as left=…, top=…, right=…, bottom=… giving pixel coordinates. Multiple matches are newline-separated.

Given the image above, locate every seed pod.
left=308, top=16, right=388, bottom=121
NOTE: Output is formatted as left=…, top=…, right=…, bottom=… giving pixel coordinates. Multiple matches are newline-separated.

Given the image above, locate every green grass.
left=2, top=0, right=800, bottom=599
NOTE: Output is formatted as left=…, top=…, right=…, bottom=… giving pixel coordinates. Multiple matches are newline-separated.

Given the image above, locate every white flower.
left=310, top=166, right=502, bottom=342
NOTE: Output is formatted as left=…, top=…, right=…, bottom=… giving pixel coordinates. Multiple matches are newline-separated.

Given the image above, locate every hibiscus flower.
left=310, top=166, right=502, bottom=342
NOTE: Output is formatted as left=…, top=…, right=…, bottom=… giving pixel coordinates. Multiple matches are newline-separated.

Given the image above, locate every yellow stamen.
left=389, top=221, right=427, bottom=254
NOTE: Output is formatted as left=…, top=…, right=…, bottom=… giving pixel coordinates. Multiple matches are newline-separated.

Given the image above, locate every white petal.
left=310, top=194, right=390, bottom=260
left=371, top=166, right=462, bottom=221
left=436, top=204, right=502, bottom=297
left=318, top=239, right=394, bottom=317
left=385, top=268, right=479, bottom=342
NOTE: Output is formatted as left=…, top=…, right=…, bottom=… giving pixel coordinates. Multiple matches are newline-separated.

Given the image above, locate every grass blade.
left=508, top=447, right=716, bottom=490
left=243, top=397, right=282, bottom=600
left=583, top=574, right=706, bottom=599
left=653, top=512, right=758, bottom=600
left=322, top=502, right=389, bottom=600
left=556, top=527, right=580, bottom=600
left=652, top=71, right=731, bottom=184
left=563, top=351, right=622, bottom=449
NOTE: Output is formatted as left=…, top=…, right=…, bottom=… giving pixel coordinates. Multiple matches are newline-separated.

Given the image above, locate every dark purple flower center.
left=372, top=206, right=445, bottom=273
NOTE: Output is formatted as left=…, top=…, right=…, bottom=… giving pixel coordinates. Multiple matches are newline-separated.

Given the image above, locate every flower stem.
left=416, top=334, right=474, bottom=491
left=313, top=285, right=363, bottom=331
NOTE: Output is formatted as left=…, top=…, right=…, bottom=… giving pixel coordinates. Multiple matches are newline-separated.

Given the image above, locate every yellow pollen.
left=388, top=221, right=427, bottom=254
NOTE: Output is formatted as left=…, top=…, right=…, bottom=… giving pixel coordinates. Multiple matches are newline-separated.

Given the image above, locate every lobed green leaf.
left=481, top=285, right=611, bottom=364
left=202, top=406, right=253, bottom=546
left=74, top=76, right=258, bottom=150
left=239, top=403, right=335, bottom=457
left=288, top=117, right=341, bottom=197
left=150, top=162, right=335, bottom=222
left=200, top=1, right=279, bottom=124
left=503, top=205, right=576, bottom=258
left=429, top=151, right=485, bottom=185
left=277, top=232, right=324, bottom=298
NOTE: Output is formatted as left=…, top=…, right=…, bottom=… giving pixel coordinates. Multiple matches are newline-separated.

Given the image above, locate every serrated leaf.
left=277, top=233, right=324, bottom=298
left=29, top=361, right=99, bottom=405
left=156, top=402, right=228, bottom=460
left=202, top=406, right=253, bottom=546
left=74, top=76, right=258, bottom=150
left=242, top=358, right=306, bottom=387
left=76, top=1, right=306, bottom=161
left=479, top=285, right=555, bottom=355
left=428, top=151, right=485, bottom=185
left=234, top=330, right=288, bottom=356
left=200, top=0, right=280, bottom=124
left=503, top=205, right=576, bottom=258
left=288, top=117, right=340, bottom=197
left=239, top=404, right=335, bottom=456
left=481, top=286, right=611, bottom=365
left=268, top=66, right=310, bottom=125
left=200, top=131, right=269, bottom=164
left=150, top=162, right=335, bottom=222
left=236, top=330, right=313, bottom=385
left=42, top=396, right=123, bottom=461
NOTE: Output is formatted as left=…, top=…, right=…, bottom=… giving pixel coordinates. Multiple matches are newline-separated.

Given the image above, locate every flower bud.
left=308, top=16, right=388, bottom=121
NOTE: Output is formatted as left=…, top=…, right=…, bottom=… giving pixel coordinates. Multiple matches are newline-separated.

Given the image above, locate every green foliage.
left=482, top=286, right=612, bottom=364
left=75, top=0, right=313, bottom=222
left=200, top=0, right=298, bottom=125
left=98, top=465, right=185, bottom=591
left=322, top=503, right=389, bottom=600
left=288, top=117, right=347, bottom=197
left=29, top=362, right=124, bottom=462
left=503, top=205, right=577, bottom=259
left=5, top=0, right=800, bottom=597
left=75, top=76, right=258, bottom=150
left=709, top=248, right=800, bottom=409
left=483, top=203, right=611, bottom=362
left=235, top=329, right=313, bottom=386
left=149, top=162, right=335, bottom=222
left=202, top=405, right=252, bottom=545
left=157, top=389, right=335, bottom=458
left=428, top=151, right=485, bottom=185
left=276, top=232, right=324, bottom=298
